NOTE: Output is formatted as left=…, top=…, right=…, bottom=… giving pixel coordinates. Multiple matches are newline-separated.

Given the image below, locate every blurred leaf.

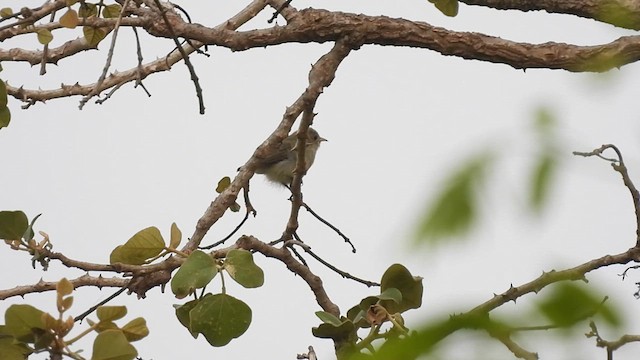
left=121, top=318, right=148, bottom=342
left=216, top=176, right=231, bottom=193
left=102, top=4, right=122, bottom=18
left=109, top=227, right=165, bottom=265
left=0, top=211, right=28, bottom=240
left=427, top=0, right=458, bottom=16
left=36, top=29, right=53, bottom=45
left=91, top=329, right=137, bottom=360
left=0, top=8, right=13, bottom=18
left=415, top=153, right=492, bottom=244
left=230, top=202, right=241, bottom=212
left=189, top=293, right=252, bottom=347
left=4, top=304, right=45, bottom=343
left=224, top=249, right=264, bottom=288
left=379, top=264, right=423, bottom=314
left=537, top=282, right=621, bottom=329
left=169, top=222, right=181, bottom=249
left=529, top=152, right=556, bottom=212
left=533, top=107, right=556, bottom=135
left=171, top=250, right=217, bottom=299
left=59, top=9, right=79, bottom=29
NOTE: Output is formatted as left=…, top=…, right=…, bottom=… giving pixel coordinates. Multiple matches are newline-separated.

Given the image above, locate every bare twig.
left=302, top=201, right=356, bottom=253
left=74, top=286, right=128, bottom=322
left=587, top=321, right=640, bottom=360
left=152, top=0, right=205, bottom=114
left=290, top=238, right=379, bottom=287
left=267, top=0, right=294, bottom=23
left=574, top=145, right=640, bottom=246
left=79, top=0, right=131, bottom=109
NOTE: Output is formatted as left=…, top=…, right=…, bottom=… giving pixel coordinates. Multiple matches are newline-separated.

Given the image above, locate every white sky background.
left=2, top=1, right=640, bottom=359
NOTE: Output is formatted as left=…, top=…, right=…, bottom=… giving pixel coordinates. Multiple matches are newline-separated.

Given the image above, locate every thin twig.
left=573, top=144, right=640, bottom=246
left=152, top=0, right=205, bottom=114
left=302, top=201, right=356, bottom=253
left=79, top=0, right=131, bottom=109
left=267, top=0, right=293, bottom=23
left=131, top=27, right=151, bottom=96
left=200, top=210, right=251, bottom=250
left=40, top=9, right=57, bottom=75
left=74, top=286, right=128, bottom=322
left=290, top=237, right=379, bottom=287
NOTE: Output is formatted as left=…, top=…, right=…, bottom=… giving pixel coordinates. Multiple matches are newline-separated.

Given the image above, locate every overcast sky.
left=2, top=1, right=640, bottom=359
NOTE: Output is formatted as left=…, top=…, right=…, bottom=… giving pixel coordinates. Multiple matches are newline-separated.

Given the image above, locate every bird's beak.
left=320, top=137, right=328, bottom=142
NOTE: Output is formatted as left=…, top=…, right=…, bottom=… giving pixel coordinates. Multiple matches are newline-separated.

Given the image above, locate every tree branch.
left=0, top=274, right=128, bottom=300
left=460, top=0, right=640, bottom=30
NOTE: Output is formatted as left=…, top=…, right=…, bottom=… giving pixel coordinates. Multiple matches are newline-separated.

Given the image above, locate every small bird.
left=255, top=127, right=327, bottom=186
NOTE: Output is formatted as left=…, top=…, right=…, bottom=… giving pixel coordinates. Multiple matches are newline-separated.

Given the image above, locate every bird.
left=254, top=127, right=327, bottom=186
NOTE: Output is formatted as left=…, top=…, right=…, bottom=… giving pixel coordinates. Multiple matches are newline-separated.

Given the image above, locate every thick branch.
left=460, top=0, right=640, bottom=30
left=156, top=8, right=640, bottom=72
left=0, top=274, right=128, bottom=300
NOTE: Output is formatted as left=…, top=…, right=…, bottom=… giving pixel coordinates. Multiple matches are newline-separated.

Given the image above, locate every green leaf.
left=415, top=153, right=492, bottom=244
left=171, top=250, right=218, bottom=299
left=78, top=3, right=97, bottom=18
left=91, top=329, right=137, bottom=360
left=428, top=0, right=459, bottom=16
left=83, top=26, right=107, bottom=47
left=315, top=311, right=342, bottom=326
left=169, top=222, right=181, bottom=249
left=97, top=306, right=127, bottom=322
left=0, top=78, right=8, bottom=107
left=534, top=107, right=556, bottom=134
left=36, top=29, right=53, bottom=45
left=216, top=176, right=231, bottom=193
left=312, top=319, right=356, bottom=341
left=224, top=249, right=264, bottom=288
left=109, top=227, right=165, bottom=265
left=0, top=336, right=32, bottom=360
left=378, top=288, right=402, bottom=303
left=230, top=202, right=241, bottom=212
left=537, top=282, right=621, bottom=329
left=0, top=8, right=13, bottom=18
left=59, top=9, right=79, bottom=29
left=174, top=299, right=199, bottom=338
left=379, top=264, right=423, bottom=314
left=0, top=106, right=10, bottom=129
left=102, top=4, right=122, bottom=18
left=23, top=213, right=42, bottom=242
left=0, top=211, right=28, bottom=240
left=56, top=278, right=74, bottom=296
left=121, top=318, right=149, bottom=342
left=189, top=293, right=252, bottom=347
left=529, top=153, right=556, bottom=212
left=4, top=304, right=45, bottom=343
